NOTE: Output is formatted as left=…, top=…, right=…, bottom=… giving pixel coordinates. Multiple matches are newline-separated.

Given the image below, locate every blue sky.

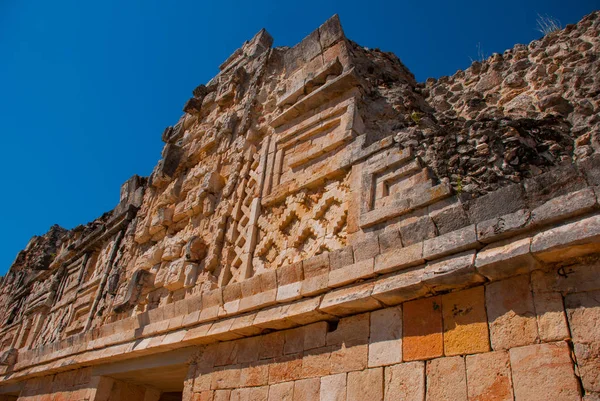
left=0, top=0, right=597, bottom=274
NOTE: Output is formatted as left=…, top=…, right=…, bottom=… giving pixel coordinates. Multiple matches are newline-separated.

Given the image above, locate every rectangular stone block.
left=533, top=288, right=570, bottom=343
left=353, top=236, right=380, bottom=262
left=368, top=306, right=403, bottom=367
left=510, top=342, right=581, bottom=401
left=442, top=286, right=490, bottom=356
left=347, top=367, right=383, bottom=401
left=530, top=187, right=597, bottom=227
left=293, top=377, right=321, bottom=401
left=301, top=346, right=332, bottom=379
left=403, top=296, right=443, bottom=361
left=475, top=236, right=540, bottom=280
left=330, top=344, right=368, bottom=374
left=466, top=351, right=513, bottom=401
left=423, top=224, right=480, bottom=260
left=328, top=258, right=374, bottom=288
left=384, top=361, right=425, bottom=401
left=531, top=214, right=600, bottom=263
left=378, top=229, right=403, bottom=253
left=319, top=282, right=382, bottom=317
left=268, top=354, right=302, bottom=384
left=268, top=382, right=294, bottom=401
left=320, top=373, right=346, bottom=401
left=476, top=209, right=531, bottom=243
left=371, top=266, right=430, bottom=306
left=374, top=242, right=424, bottom=275
left=486, top=275, right=539, bottom=350
left=423, top=250, right=484, bottom=293
left=329, top=246, right=354, bottom=270
left=426, top=356, right=467, bottom=401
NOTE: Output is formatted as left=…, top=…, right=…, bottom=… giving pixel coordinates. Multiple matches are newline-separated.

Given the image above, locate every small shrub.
left=536, top=13, right=561, bottom=36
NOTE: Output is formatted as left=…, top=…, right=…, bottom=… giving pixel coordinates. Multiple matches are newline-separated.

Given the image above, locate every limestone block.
left=531, top=260, right=600, bottom=295
left=510, top=342, right=581, bottom=401
left=293, top=378, right=321, bottom=401
left=353, top=236, right=380, bottom=262
left=301, top=346, right=332, bottom=378
left=384, top=361, right=425, bottom=401
left=486, top=275, right=539, bottom=350
left=426, top=356, right=467, bottom=401
left=423, top=224, right=480, bottom=260
left=466, top=351, right=513, bottom=401
left=240, top=361, right=269, bottom=387
left=326, top=313, right=369, bottom=346
left=284, top=327, right=304, bottom=355
left=304, top=321, right=328, bottom=350
left=476, top=209, right=531, bottom=244
left=531, top=214, right=600, bottom=263
left=475, top=236, right=540, bottom=280
left=268, top=354, right=302, bottom=384
left=319, top=282, right=382, bottom=317
left=259, top=331, right=285, bottom=360
left=330, top=343, right=368, bottom=374
left=320, top=373, right=347, bottom=401
left=442, top=286, right=490, bottom=356
left=373, top=242, right=424, bottom=275
left=371, top=266, right=430, bottom=305
left=532, top=283, right=570, bottom=342
left=231, top=386, right=268, bottom=401
left=566, top=290, right=600, bottom=393
left=422, top=250, right=484, bottom=293
left=329, top=246, right=354, bottom=270
left=268, top=382, right=294, bottom=401
left=368, top=306, right=402, bottom=367
left=402, top=296, right=443, bottom=361
left=347, top=368, right=383, bottom=401
left=327, top=258, right=374, bottom=288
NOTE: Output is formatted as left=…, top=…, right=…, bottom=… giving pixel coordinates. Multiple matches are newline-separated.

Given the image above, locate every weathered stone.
left=403, top=296, right=443, bottom=361
left=423, top=225, right=480, bottom=260
left=466, top=351, right=513, bottom=401
left=320, top=373, right=346, bottom=401
left=510, top=342, right=581, bottom=401
left=565, top=290, right=600, bottom=393
left=293, top=378, right=320, bottom=401
left=347, top=368, right=383, bottom=401
left=486, top=275, right=539, bottom=350
left=368, top=306, right=402, bottom=367
left=442, top=286, right=490, bottom=356
left=426, top=356, right=467, bottom=401
left=384, top=361, right=425, bottom=401
left=475, top=236, right=540, bottom=280
left=423, top=250, right=484, bottom=292
left=531, top=214, right=600, bottom=262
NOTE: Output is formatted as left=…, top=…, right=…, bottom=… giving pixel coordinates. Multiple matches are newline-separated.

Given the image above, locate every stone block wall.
left=179, top=262, right=599, bottom=401
left=1, top=9, right=599, bottom=401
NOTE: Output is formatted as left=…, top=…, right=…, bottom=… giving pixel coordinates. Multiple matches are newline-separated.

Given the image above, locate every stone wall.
left=0, top=10, right=599, bottom=401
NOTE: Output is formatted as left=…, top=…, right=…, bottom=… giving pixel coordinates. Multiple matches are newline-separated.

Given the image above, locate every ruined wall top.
left=0, top=11, right=599, bottom=381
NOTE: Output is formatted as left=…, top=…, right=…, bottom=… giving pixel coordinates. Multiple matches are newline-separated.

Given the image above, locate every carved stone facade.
left=1, top=11, right=600, bottom=401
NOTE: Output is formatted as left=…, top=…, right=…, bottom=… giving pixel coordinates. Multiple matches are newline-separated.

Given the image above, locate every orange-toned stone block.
left=442, top=286, right=490, bottom=356
left=402, top=296, right=443, bottom=361
left=466, top=351, right=513, bottom=401
left=268, top=354, right=302, bottom=384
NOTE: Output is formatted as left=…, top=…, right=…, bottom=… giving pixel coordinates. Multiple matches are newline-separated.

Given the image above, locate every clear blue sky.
left=0, top=0, right=597, bottom=274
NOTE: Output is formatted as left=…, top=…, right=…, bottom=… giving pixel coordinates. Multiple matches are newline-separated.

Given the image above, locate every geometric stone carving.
left=359, top=147, right=452, bottom=228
